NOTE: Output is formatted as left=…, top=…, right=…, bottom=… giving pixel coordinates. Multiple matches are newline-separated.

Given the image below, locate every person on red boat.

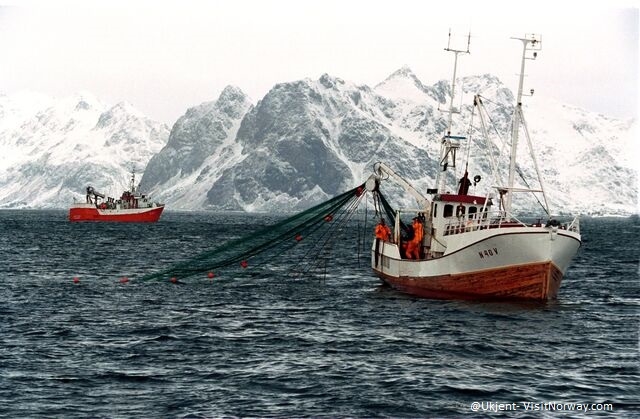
left=374, top=218, right=392, bottom=242
left=406, top=217, right=424, bottom=259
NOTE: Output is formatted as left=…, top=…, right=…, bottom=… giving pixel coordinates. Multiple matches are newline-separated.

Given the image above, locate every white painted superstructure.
left=366, top=33, right=582, bottom=300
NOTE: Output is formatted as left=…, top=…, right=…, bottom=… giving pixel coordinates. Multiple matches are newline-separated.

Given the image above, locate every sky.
left=0, top=0, right=637, bottom=125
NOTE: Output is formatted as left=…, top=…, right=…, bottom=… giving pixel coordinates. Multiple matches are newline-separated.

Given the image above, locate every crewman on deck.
left=374, top=218, right=392, bottom=242
left=406, top=217, right=424, bottom=259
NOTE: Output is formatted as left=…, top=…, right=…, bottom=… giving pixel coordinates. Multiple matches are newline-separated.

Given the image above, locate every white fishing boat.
left=366, top=34, right=582, bottom=300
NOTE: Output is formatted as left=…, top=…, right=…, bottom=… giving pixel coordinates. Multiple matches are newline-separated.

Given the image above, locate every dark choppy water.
left=0, top=210, right=638, bottom=417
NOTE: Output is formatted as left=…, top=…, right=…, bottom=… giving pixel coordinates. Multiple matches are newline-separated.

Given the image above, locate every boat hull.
left=69, top=204, right=164, bottom=222
left=376, top=261, right=563, bottom=301
left=372, top=227, right=581, bottom=301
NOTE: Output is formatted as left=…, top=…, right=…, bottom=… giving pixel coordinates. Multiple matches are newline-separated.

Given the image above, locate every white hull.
left=371, top=226, right=581, bottom=300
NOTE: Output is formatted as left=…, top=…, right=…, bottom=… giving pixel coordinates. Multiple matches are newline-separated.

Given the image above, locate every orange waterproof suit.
left=374, top=222, right=392, bottom=242
left=406, top=219, right=424, bottom=259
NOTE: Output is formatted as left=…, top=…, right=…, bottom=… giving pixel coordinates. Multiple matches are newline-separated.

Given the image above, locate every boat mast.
left=436, top=30, right=470, bottom=194
left=130, top=168, right=136, bottom=194
left=505, top=34, right=541, bottom=216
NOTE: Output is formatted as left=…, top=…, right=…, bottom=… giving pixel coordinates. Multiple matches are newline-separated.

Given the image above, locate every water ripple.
left=0, top=212, right=638, bottom=417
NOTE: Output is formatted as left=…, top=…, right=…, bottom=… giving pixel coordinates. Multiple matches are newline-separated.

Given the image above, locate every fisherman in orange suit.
left=374, top=218, right=392, bottom=242
left=406, top=217, right=424, bottom=259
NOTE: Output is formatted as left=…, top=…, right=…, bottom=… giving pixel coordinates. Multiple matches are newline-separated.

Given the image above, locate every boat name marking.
left=478, top=248, right=499, bottom=259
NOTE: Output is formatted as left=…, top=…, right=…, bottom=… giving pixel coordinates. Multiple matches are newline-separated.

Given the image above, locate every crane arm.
left=86, top=186, right=105, bottom=200
left=371, top=162, right=430, bottom=211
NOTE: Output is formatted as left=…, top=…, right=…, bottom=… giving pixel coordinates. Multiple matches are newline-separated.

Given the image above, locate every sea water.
left=0, top=210, right=638, bottom=417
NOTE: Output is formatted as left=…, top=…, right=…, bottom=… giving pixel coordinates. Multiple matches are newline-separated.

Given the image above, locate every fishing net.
left=141, top=183, right=369, bottom=281
left=375, top=187, right=411, bottom=236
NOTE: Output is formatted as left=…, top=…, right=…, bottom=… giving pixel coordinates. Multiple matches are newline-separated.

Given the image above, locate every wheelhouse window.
left=443, top=204, right=453, bottom=218
left=468, top=206, right=478, bottom=218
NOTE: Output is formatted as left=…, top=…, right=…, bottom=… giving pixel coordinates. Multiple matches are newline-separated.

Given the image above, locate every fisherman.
left=458, top=170, right=472, bottom=195
left=374, top=218, right=392, bottom=242
left=406, top=217, right=424, bottom=259
left=373, top=218, right=392, bottom=267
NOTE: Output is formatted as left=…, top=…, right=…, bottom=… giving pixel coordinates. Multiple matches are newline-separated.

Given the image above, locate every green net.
left=376, top=188, right=411, bottom=236
left=141, top=183, right=367, bottom=281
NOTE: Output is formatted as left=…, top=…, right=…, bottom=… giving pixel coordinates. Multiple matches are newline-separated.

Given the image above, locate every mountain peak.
left=215, top=85, right=252, bottom=119
left=94, top=101, right=147, bottom=129
left=375, top=66, right=432, bottom=103
left=318, top=73, right=345, bottom=89
left=112, top=100, right=139, bottom=112
left=69, top=91, right=103, bottom=109
left=381, top=66, right=423, bottom=86
left=46, top=91, right=104, bottom=116
left=218, top=85, right=250, bottom=104
left=389, top=65, right=416, bottom=79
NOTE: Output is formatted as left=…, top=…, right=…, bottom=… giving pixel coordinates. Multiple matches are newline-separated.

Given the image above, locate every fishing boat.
left=69, top=170, right=164, bottom=222
left=367, top=34, right=581, bottom=301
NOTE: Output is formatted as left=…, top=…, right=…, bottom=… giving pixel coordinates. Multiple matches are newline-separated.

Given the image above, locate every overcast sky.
left=0, top=0, right=637, bottom=124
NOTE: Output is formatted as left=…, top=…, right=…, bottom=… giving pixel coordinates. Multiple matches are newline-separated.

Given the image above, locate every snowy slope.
left=374, top=71, right=637, bottom=216
left=137, top=69, right=636, bottom=215
left=524, top=96, right=637, bottom=215
left=201, top=74, right=436, bottom=211
left=1, top=68, right=635, bottom=215
left=0, top=92, right=169, bottom=208
left=138, top=86, right=253, bottom=209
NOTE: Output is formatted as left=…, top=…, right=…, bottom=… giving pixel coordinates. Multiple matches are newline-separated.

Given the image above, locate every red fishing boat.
left=367, top=34, right=581, bottom=301
left=69, top=170, right=164, bottom=222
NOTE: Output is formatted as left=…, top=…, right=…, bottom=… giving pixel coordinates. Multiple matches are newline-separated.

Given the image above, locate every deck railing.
left=566, top=216, right=581, bottom=234
left=442, top=211, right=516, bottom=236
left=442, top=211, right=579, bottom=237
left=390, top=208, right=580, bottom=239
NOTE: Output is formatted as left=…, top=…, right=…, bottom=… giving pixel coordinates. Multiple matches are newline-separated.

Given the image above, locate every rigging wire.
left=289, top=191, right=367, bottom=278
left=477, top=95, right=549, bottom=215
left=478, top=95, right=510, bottom=160
left=456, top=101, right=477, bottom=181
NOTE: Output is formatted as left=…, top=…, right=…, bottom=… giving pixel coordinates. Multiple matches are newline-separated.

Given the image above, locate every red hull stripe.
left=437, top=194, right=487, bottom=204
left=69, top=206, right=164, bottom=222
left=375, top=261, right=563, bottom=301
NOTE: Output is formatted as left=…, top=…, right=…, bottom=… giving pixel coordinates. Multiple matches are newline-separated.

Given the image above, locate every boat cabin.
left=428, top=193, right=493, bottom=255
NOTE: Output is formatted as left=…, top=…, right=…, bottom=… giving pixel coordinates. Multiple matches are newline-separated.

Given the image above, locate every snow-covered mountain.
left=0, top=91, right=169, bottom=208
left=1, top=68, right=636, bottom=216
left=373, top=68, right=638, bottom=215
left=140, top=75, right=438, bottom=212
left=138, top=86, right=253, bottom=209
left=139, top=69, right=637, bottom=215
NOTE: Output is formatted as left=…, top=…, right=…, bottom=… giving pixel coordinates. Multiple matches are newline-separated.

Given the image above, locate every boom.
left=86, top=186, right=105, bottom=204
left=372, top=162, right=430, bottom=211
